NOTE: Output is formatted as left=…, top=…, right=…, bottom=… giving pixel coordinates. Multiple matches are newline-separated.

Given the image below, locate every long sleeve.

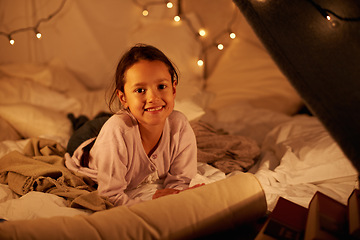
left=163, top=112, right=197, bottom=189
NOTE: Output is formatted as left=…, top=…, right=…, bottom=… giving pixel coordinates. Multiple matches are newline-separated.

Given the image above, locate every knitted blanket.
left=0, top=138, right=113, bottom=212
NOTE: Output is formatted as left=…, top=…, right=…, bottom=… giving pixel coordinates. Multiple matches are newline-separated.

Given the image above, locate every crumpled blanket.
left=0, top=138, right=113, bottom=212
left=191, top=121, right=260, bottom=174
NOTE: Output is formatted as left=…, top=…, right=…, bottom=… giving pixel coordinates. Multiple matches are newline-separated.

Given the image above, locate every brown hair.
left=108, top=43, right=179, bottom=112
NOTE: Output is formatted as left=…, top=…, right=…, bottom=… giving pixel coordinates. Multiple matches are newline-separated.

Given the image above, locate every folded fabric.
left=0, top=138, right=112, bottom=211
left=191, top=121, right=260, bottom=173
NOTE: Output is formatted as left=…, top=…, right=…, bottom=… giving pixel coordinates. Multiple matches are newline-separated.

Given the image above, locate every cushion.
left=0, top=104, right=72, bottom=146
left=0, top=61, right=86, bottom=94
left=0, top=76, right=81, bottom=115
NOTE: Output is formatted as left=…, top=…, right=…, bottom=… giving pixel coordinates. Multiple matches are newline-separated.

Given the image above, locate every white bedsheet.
left=250, top=115, right=358, bottom=211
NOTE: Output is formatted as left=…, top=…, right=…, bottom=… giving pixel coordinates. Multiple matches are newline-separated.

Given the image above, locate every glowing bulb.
left=217, top=43, right=224, bottom=50
left=199, top=29, right=206, bottom=37
left=36, top=32, right=42, bottom=39
left=142, top=9, right=149, bottom=16
left=197, top=59, right=204, bottom=66
left=8, top=36, right=14, bottom=45
left=229, top=32, right=236, bottom=39
left=174, top=15, right=181, bottom=22
left=166, top=2, right=173, bottom=8
left=326, top=15, right=331, bottom=21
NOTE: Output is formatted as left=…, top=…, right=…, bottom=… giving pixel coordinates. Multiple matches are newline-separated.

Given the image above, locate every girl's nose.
left=147, top=89, right=160, bottom=102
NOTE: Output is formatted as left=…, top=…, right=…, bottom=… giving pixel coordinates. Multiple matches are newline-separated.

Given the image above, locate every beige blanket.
left=0, top=138, right=113, bottom=211
left=0, top=172, right=267, bottom=239
left=191, top=121, right=260, bottom=174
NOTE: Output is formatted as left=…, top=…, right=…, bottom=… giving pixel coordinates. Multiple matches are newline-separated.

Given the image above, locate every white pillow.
left=128, top=15, right=204, bottom=102
left=0, top=61, right=87, bottom=94
left=0, top=63, right=53, bottom=87
left=174, top=99, right=205, bottom=122
left=206, top=16, right=302, bottom=115
left=0, top=76, right=81, bottom=115
left=0, top=104, right=72, bottom=145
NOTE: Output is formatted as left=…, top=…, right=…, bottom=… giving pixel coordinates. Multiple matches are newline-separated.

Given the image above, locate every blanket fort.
left=234, top=0, right=360, bottom=173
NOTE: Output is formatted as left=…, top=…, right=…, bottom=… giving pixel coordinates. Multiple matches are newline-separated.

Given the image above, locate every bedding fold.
left=191, top=121, right=260, bottom=173
left=0, top=138, right=112, bottom=211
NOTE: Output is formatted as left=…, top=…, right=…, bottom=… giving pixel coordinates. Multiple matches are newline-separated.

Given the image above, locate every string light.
left=174, top=15, right=181, bottom=22
left=217, top=43, right=224, bottom=50
left=142, top=9, right=149, bottom=16
left=8, top=36, right=15, bottom=45
left=307, top=0, right=360, bottom=28
left=198, top=29, right=206, bottom=37
left=132, top=0, right=238, bottom=78
left=166, top=1, right=173, bottom=9
left=0, top=0, right=66, bottom=45
left=197, top=59, right=204, bottom=67
left=35, top=29, right=42, bottom=39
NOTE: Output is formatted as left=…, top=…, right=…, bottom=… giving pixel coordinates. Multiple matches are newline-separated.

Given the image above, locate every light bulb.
left=229, top=32, right=236, bottom=39
left=142, top=9, right=149, bottom=16
left=36, top=32, right=42, bottom=39
left=326, top=15, right=331, bottom=21
left=199, top=29, right=206, bottom=37
left=197, top=59, right=204, bottom=66
left=217, top=43, right=224, bottom=50
left=174, top=15, right=181, bottom=22
left=8, top=36, right=14, bottom=45
left=166, top=2, right=173, bottom=9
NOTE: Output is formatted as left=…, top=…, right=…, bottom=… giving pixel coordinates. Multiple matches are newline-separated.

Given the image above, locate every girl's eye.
left=135, top=88, right=145, bottom=94
left=158, top=84, right=167, bottom=90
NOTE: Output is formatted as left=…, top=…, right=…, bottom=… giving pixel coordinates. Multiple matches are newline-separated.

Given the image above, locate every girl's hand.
left=152, top=188, right=180, bottom=199
left=152, top=183, right=205, bottom=199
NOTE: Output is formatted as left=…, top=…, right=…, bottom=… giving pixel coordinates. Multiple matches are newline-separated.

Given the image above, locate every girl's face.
left=117, top=60, right=176, bottom=128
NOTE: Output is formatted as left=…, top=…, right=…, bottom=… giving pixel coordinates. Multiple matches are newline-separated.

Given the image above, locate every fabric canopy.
left=234, top=0, right=360, bottom=173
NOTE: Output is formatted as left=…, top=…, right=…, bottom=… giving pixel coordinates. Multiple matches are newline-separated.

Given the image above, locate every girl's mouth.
left=145, top=106, right=163, bottom=112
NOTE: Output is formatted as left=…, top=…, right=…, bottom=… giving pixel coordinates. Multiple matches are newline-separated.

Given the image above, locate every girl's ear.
left=172, top=81, right=177, bottom=95
left=117, top=90, right=128, bottom=109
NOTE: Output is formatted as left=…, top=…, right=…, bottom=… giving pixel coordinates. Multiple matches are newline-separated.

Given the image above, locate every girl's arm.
left=163, top=116, right=198, bottom=190
left=91, top=116, right=145, bottom=207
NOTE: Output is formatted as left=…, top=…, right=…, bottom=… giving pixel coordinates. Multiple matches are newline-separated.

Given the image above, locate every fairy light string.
left=132, top=0, right=239, bottom=78
left=0, top=0, right=66, bottom=46
left=306, top=0, right=360, bottom=27
left=2, top=0, right=358, bottom=75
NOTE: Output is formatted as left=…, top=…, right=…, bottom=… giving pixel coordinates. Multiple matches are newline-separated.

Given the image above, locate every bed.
left=0, top=0, right=359, bottom=239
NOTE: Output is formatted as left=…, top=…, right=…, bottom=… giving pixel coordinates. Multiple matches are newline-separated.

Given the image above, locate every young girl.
left=65, top=44, right=198, bottom=206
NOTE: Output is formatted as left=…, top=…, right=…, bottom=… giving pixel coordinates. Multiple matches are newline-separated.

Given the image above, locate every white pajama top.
left=65, top=110, right=197, bottom=206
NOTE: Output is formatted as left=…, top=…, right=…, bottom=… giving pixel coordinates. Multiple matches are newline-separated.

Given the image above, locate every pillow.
left=0, top=76, right=81, bottom=115
left=128, top=14, right=204, bottom=102
left=0, top=104, right=72, bottom=146
left=205, top=14, right=302, bottom=115
left=0, top=61, right=87, bottom=94
left=0, top=117, right=21, bottom=141
left=174, top=99, right=205, bottom=122
left=0, top=63, right=52, bottom=87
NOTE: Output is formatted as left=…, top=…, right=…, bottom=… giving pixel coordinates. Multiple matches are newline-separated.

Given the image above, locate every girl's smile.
left=117, top=59, right=176, bottom=129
